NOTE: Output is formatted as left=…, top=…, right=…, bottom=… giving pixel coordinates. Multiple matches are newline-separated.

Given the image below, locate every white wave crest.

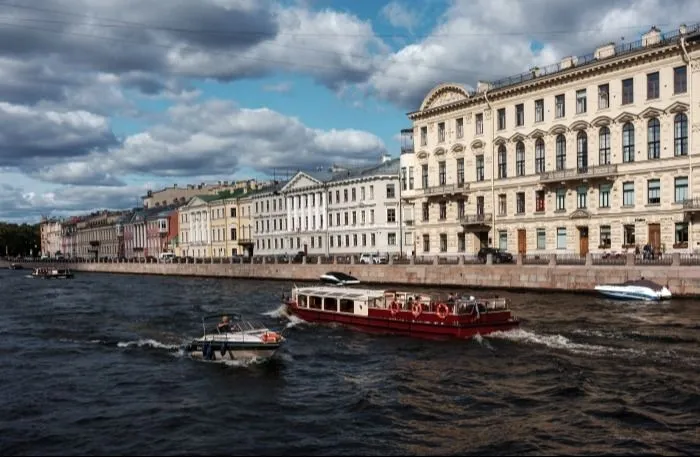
left=117, top=339, right=180, bottom=350
left=262, top=304, right=289, bottom=318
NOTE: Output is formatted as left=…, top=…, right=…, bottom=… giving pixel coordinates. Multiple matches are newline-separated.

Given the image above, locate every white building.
left=40, top=218, right=63, bottom=257
left=251, top=157, right=405, bottom=257
left=178, top=195, right=218, bottom=258
left=401, top=24, right=700, bottom=256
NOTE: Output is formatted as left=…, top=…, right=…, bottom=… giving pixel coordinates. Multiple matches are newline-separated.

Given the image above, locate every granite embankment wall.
left=5, top=256, right=700, bottom=297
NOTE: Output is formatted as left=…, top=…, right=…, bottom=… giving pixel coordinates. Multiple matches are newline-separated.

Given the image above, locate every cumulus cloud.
left=0, top=180, right=146, bottom=222
left=380, top=1, right=417, bottom=32
left=262, top=81, right=293, bottom=93
left=33, top=99, right=387, bottom=186
left=366, top=0, right=700, bottom=109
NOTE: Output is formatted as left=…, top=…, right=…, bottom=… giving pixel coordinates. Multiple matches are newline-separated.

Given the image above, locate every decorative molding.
left=509, top=132, right=526, bottom=143
left=493, top=136, right=507, bottom=146
left=614, top=111, right=638, bottom=123
left=416, top=150, right=429, bottom=160
left=420, top=83, right=471, bottom=111
left=470, top=139, right=485, bottom=150
left=451, top=143, right=465, bottom=153
left=591, top=115, right=613, bottom=127
left=691, top=60, right=700, bottom=72
left=548, top=124, right=568, bottom=135
left=527, top=128, right=547, bottom=139
left=569, top=120, right=590, bottom=131
left=665, top=101, right=689, bottom=114
left=433, top=146, right=446, bottom=156
left=569, top=208, right=591, bottom=219
left=639, top=106, right=664, bottom=119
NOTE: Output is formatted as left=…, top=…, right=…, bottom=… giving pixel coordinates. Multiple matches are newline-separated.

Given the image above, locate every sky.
left=0, top=0, right=698, bottom=223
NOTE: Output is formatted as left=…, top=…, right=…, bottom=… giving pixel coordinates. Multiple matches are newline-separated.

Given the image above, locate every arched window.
left=622, top=122, right=635, bottom=163
left=598, top=127, right=610, bottom=165
left=534, top=138, right=545, bottom=173
left=675, top=113, right=688, bottom=157
left=555, top=134, right=566, bottom=171
left=515, top=141, right=525, bottom=176
left=497, top=144, right=507, bottom=179
left=576, top=131, right=588, bottom=171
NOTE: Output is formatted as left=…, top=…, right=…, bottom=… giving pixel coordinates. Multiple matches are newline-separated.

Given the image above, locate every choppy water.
left=1, top=269, right=699, bottom=456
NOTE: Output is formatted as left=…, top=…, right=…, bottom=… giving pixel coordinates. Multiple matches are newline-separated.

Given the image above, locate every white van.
left=159, top=252, right=175, bottom=262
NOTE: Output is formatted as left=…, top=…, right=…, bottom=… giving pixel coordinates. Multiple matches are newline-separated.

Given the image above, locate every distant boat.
left=594, top=278, right=672, bottom=301
left=31, top=267, right=74, bottom=279
left=9, top=263, right=22, bottom=270
left=319, top=271, right=360, bottom=286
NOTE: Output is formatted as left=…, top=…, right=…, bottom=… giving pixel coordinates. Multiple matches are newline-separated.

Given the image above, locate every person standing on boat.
left=217, top=316, right=231, bottom=332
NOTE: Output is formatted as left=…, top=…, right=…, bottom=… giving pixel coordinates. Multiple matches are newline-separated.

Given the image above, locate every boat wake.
left=116, top=339, right=181, bottom=351
left=487, top=328, right=644, bottom=358
left=262, top=304, right=307, bottom=329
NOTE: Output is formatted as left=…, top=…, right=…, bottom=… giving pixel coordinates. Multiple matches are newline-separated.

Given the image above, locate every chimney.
left=594, top=43, right=616, bottom=60
left=560, top=56, right=576, bottom=69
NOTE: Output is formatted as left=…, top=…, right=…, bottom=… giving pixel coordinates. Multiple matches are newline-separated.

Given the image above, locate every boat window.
left=309, top=296, right=323, bottom=309
left=298, top=295, right=308, bottom=308
left=339, top=299, right=354, bottom=313
left=323, top=297, right=338, bottom=311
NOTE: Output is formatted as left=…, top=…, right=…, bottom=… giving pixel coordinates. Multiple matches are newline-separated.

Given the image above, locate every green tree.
left=0, top=222, right=41, bottom=257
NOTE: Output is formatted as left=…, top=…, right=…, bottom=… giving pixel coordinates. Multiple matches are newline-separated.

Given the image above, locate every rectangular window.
left=535, top=190, right=545, bottom=212
left=556, top=227, right=567, bottom=249
left=439, top=234, right=447, bottom=252
left=515, top=103, right=524, bottom=126
left=475, top=113, right=483, bottom=134
left=516, top=192, right=525, bottom=214
left=556, top=188, right=566, bottom=211
left=456, top=158, right=464, bottom=185
left=456, top=118, right=463, bottom=138
left=598, top=83, right=609, bottom=109
left=674, top=66, right=688, bottom=94
left=599, top=225, right=611, bottom=248
left=498, top=231, right=507, bottom=250
left=647, top=179, right=660, bottom=205
left=457, top=233, right=465, bottom=252
left=422, top=164, right=428, bottom=188
left=576, top=89, right=587, bottom=114
left=438, top=161, right=446, bottom=186
left=438, top=122, right=445, bottom=142
left=422, top=203, right=429, bottom=222
left=516, top=145, right=525, bottom=176
left=476, top=155, right=484, bottom=182
left=388, top=233, right=396, bottom=246
left=534, top=99, right=544, bottom=122
left=577, top=186, right=587, bottom=209
left=387, top=208, right=396, bottom=223
left=422, top=234, right=430, bottom=253
left=408, top=167, right=414, bottom=189
left=536, top=229, right=546, bottom=250
left=675, top=222, right=689, bottom=245
left=457, top=199, right=465, bottom=219
left=420, top=126, right=427, bottom=146
left=599, top=184, right=611, bottom=208
left=351, top=188, right=356, bottom=201
left=555, top=94, right=565, bottom=118
left=439, top=201, right=447, bottom=220
left=386, top=184, right=395, bottom=199
left=675, top=177, right=688, bottom=203
left=622, top=78, right=634, bottom=104
left=401, top=167, right=407, bottom=191
left=497, top=108, right=506, bottom=130
left=623, top=182, right=635, bottom=206
left=647, top=71, right=659, bottom=99
left=498, top=147, right=507, bottom=179
left=498, top=194, right=507, bottom=216
left=623, top=224, right=635, bottom=246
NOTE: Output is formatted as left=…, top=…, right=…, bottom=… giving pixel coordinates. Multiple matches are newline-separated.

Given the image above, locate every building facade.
left=251, top=157, right=404, bottom=257
left=40, top=218, right=63, bottom=257
left=178, top=195, right=218, bottom=258
left=401, top=24, right=700, bottom=256
left=74, top=211, right=124, bottom=259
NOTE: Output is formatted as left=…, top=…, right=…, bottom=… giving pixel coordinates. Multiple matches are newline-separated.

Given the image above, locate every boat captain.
left=217, top=316, right=231, bottom=332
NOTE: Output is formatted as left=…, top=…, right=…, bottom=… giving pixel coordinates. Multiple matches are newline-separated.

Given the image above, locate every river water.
left=1, top=270, right=698, bottom=456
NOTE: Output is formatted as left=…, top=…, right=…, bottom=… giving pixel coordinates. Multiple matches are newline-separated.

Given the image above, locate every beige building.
left=74, top=211, right=124, bottom=259
left=142, top=179, right=270, bottom=209
left=401, top=24, right=700, bottom=257
left=178, top=189, right=256, bottom=258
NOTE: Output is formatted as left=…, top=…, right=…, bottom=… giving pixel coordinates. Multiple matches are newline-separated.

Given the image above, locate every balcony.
left=460, top=213, right=493, bottom=226
left=539, top=164, right=617, bottom=184
left=682, top=198, right=700, bottom=212
left=238, top=238, right=254, bottom=245
left=422, top=182, right=470, bottom=197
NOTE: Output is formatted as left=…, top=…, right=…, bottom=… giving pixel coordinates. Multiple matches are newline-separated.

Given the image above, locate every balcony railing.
left=460, top=213, right=493, bottom=225
left=682, top=197, right=700, bottom=211
left=422, top=183, right=470, bottom=197
left=237, top=238, right=254, bottom=245
left=539, top=164, right=618, bottom=184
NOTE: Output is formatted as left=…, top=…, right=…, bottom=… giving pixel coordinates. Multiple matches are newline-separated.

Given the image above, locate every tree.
left=0, top=222, right=41, bottom=257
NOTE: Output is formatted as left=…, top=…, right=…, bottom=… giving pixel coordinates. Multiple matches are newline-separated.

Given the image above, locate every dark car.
left=292, top=251, right=306, bottom=263
left=477, top=247, right=514, bottom=264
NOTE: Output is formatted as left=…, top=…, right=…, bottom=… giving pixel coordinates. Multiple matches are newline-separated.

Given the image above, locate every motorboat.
left=319, top=271, right=360, bottom=286
left=9, top=263, right=23, bottom=270
left=31, top=267, right=73, bottom=279
left=284, top=286, right=519, bottom=340
left=594, top=278, right=672, bottom=301
left=183, top=313, right=285, bottom=362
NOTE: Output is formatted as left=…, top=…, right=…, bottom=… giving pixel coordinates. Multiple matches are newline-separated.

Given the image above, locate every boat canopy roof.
left=622, top=279, right=665, bottom=290
left=295, top=286, right=385, bottom=301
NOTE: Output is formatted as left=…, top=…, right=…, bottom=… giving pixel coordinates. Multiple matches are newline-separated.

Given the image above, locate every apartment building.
left=74, top=211, right=124, bottom=259
left=252, top=157, right=403, bottom=257
left=401, top=24, right=700, bottom=256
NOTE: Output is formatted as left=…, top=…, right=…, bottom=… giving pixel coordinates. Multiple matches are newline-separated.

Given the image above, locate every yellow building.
left=400, top=24, right=700, bottom=257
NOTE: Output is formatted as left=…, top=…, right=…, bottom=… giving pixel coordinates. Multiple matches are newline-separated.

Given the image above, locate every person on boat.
left=217, top=316, right=231, bottom=332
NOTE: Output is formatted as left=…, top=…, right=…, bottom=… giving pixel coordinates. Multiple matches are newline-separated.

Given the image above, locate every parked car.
left=359, top=252, right=386, bottom=264
left=477, top=247, right=514, bottom=264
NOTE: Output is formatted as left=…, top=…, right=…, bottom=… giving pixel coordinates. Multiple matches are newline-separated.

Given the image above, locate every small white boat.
left=319, top=271, right=360, bottom=286
left=31, top=267, right=73, bottom=279
left=594, top=278, right=672, bottom=301
left=183, top=313, right=285, bottom=362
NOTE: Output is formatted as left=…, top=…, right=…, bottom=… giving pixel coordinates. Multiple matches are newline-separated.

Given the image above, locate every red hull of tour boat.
left=285, top=302, right=519, bottom=340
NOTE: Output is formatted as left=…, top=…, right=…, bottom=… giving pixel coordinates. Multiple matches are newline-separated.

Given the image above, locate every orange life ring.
left=437, top=303, right=449, bottom=319
left=389, top=301, right=400, bottom=316
left=412, top=302, right=422, bottom=318
left=262, top=331, right=279, bottom=343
